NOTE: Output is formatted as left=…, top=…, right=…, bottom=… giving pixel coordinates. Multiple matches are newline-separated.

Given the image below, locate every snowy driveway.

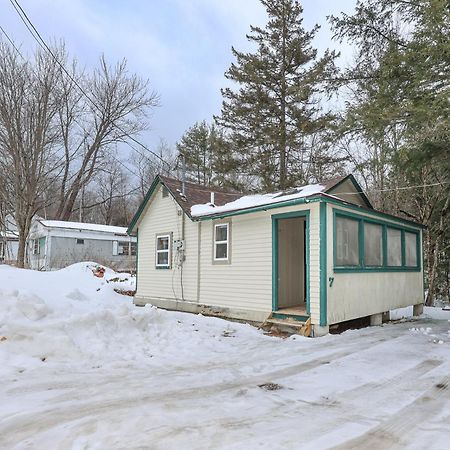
left=1, top=264, right=450, bottom=449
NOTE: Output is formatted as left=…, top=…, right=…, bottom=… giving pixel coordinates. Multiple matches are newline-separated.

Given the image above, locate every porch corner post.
left=271, top=217, right=278, bottom=311
left=319, top=201, right=327, bottom=327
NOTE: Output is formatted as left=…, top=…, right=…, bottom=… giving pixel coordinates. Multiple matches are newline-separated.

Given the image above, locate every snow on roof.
left=190, top=183, right=325, bottom=217
left=39, top=220, right=128, bottom=235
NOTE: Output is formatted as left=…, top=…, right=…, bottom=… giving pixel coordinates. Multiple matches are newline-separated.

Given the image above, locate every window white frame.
left=32, top=238, right=40, bottom=255
left=213, top=223, right=229, bottom=262
left=155, top=233, right=172, bottom=268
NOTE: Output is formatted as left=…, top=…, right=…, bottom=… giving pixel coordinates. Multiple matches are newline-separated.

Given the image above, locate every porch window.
left=335, top=216, right=359, bottom=266
left=333, top=208, right=421, bottom=272
left=364, top=222, right=383, bottom=266
left=405, top=232, right=418, bottom=267
left=387, top=228, right=402, bottom=267
left=156, top=234, right=171, bottom=268
left=214, top=223, right=229, bottom=261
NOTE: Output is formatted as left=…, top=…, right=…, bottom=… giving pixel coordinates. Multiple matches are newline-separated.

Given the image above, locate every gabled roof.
left=39, top=220, right=128, bottom=236
left=127, top=173, right=370, bottom=233
left=159, top=175, right=242, bottom=216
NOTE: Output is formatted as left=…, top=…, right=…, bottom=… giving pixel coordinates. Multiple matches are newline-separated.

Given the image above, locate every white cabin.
left=128, top=175, right=424, bottom=336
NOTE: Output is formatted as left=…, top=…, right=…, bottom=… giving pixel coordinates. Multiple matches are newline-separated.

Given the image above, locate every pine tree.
left=330, top=0, right=450, bottom=304
left=176, top=121, right=241, bottom=188
left=216, top=0, right=337, bottom=191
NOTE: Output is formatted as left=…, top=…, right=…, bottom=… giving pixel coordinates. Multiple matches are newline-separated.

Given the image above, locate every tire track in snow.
left=0, top=326, right=415, bottom=448
left=331, top=374, right=450, bottom=450
left=0, top=349, right=355, bottom=448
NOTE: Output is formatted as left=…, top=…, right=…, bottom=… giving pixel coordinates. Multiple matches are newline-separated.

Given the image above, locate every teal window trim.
left=271, top=210, right=310, bottom=316
left=333, top=208, right=421, bottom=273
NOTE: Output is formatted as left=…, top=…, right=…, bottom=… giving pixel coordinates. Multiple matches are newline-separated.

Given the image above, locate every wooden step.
left=262, top=315, right=311, bottom=337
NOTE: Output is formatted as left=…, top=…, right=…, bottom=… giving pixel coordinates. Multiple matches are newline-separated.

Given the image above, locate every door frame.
left=272, top=210, right=310, bottom=314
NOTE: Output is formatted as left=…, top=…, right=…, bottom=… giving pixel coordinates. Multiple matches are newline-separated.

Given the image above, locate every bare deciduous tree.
left=54, top=55, right=159, bottom=220
left=0, top=43, right=63, bottom=267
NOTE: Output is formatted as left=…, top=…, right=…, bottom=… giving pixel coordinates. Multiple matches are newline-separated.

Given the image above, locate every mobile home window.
left=405, top=232, right=418, bottom=267
left=33, top=239, right=40, bottom=255
left=156, top=234, right=171, bottom=268
left=335, top=216, right=359, bottom=266
left=387, top=228, right=402, bottom=266
left=76, top=239, right=84, bottom=245
left=214, top=223, right=229, bottom=261
left=364, top=222, right=383, bottom=266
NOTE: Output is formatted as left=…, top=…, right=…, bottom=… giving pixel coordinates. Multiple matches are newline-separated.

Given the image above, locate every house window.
left=405, top=232, right=418, bottom=267
left=335, top=216, right=359, bottom=266
left=33, top=239, right=40, bottom=255
left=156, top=234, right=171, bottom=268
left=387, top=228, right=402, bottom=267
left=119, top=241, right=137, bottom=256
left=364, top=222, right=383, bottom=266
left=0, top=241, right=4, bottom=259
left=214, top=223, right=229, bottom=261
left=76, top=239, right=84, bottom=245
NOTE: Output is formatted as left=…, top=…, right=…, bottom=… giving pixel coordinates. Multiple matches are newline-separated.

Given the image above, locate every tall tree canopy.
left=216, top=0, right=338, bottom=191
left=330, top=0, right=450, bottom=303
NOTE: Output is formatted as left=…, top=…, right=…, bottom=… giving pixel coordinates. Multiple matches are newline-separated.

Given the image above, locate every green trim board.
left=135, top=228, right=139, bottom=291
left=319, top=202, right=327, bottom=326
left=271, top=210, right=310, bottom=316
left=271, top=312, right=310, bottom=322
left=332, top=208, right=421, bottom=273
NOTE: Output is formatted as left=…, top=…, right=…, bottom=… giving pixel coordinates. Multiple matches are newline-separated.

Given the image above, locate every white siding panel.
left=137, top=186, right=321, bottom=323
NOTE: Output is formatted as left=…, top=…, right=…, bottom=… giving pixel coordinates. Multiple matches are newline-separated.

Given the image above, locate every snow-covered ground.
left=1, top=264, right=450, bottom=449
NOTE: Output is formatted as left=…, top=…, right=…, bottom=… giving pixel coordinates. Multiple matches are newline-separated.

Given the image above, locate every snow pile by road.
left=0, top=262, right=262, bottom=377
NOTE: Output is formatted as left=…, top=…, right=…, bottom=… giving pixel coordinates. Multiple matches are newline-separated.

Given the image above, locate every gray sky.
left=0, top=0, right=357, bottom=155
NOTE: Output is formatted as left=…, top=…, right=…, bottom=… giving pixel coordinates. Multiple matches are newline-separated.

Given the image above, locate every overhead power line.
left=0, top=22, right=147, bottom=182
left=8, top=0, right=171, bottom=170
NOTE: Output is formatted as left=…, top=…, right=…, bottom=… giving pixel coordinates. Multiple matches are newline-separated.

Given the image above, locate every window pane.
left=405, top=232, right=417, bottom=267
left=215, top=224, right=228, bottom=242
left=336, top=217, right=359, bottom=266
left=215, top=243, right=228, bottom=259
left=130, top=243, right=137, bottom=256
left=157, top=251, right=169, bottom=266
left=157, top=236, right=169, bottom=250
left=364, top=223, right=383, bottom=266
left=387, top=228, right=402, bottom=266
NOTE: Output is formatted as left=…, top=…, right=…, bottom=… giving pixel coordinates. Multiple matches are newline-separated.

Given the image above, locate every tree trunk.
left=16, top=229, right=27, bottom=268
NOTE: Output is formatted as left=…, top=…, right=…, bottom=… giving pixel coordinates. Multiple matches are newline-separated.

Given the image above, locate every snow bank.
left=191, top=183, right=324, bottom=217
left=0, top=263, right=262, bottom=377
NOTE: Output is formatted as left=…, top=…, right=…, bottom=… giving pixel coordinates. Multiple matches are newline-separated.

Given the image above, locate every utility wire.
left=9, top=0, right=171, bottom=170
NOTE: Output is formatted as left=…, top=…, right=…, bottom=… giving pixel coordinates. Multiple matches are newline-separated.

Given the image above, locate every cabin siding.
left=136, top=184, right=321, bottom=324
left=326, top=203, right=424, bottom=325
left=136, top=185, right=198, bottom=302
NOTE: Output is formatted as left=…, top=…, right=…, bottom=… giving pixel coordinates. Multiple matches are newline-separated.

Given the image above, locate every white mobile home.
left=0, top=215, right=19, bottom=264
left=28, top=219, right=137, bottom=272
left=128, top=175, right=424, bottom=336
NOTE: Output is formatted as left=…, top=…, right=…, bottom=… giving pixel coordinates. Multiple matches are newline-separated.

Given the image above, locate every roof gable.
left=325, top=174, right=373, bottom=209
left=127, top=175, right=241, bottom=233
